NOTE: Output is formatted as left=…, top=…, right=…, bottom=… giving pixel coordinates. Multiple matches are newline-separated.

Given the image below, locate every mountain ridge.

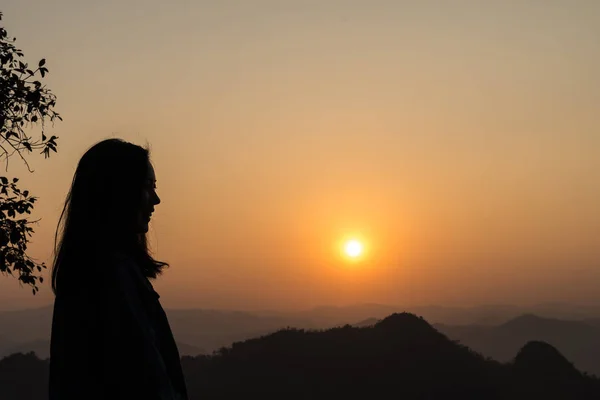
left=3, top=312, right=600, bottom=399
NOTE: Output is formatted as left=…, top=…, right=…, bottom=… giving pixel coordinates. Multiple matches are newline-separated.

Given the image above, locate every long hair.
left=51, top=138, right=167, bottom=295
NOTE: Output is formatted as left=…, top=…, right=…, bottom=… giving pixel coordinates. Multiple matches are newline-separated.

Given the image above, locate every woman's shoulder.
left=101, top=252, right=158, bottom=295
left=98, top=249, right=131, bottom=262
left=95, top=250, right=137, bottom=270
left=87, top=251, right=140, bottom=287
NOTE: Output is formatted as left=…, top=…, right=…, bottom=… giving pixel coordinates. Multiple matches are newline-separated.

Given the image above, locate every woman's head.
left=52, top=138, right=166, bottom=294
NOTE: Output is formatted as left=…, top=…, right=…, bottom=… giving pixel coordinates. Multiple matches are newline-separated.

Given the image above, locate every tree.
left=0, top=11, right=61, bottom=294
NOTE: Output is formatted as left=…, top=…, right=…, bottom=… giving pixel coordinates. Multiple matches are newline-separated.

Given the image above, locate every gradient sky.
left=1, top=0, right=599, bottom=311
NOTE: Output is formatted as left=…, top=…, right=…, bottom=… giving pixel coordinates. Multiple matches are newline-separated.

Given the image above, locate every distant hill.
left=262, top=303, right=600, bottom=327
left=1, top=339, right=205, bottom=360
left=165, top=308, right=292, bottom=352
left=175, top=342, right=206, bottom=357
left=2, top=313, right=599, bottom=399
left=0, top=334, right=15, bottom=355
left=0, top=306, right=290, bottom=358
left=0, top=306, right=53, bottom=344
left=352, top=317, right=380, bottom=327
left=4, top=340, right=50, bottom=360
left=436, top=314, right=600, bottom=376
left=583, top=318, right=600, bottom=329
left=3, top=303, right=600, bottom=360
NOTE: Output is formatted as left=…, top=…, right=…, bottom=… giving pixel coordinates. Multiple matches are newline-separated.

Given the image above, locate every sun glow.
left=344, top=239, right=364, bottom=258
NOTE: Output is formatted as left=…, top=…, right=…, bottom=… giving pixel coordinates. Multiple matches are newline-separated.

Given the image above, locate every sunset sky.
left=1, top=0, right=599, bottom=311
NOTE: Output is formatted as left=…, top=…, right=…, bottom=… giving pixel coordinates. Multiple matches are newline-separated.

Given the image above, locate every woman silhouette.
left=49, top=139, right=188, bottom=400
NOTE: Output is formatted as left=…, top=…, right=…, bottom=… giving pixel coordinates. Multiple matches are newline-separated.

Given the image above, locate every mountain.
left=514, top=340, right=579, bottom=375
left=583, top=318, right=600, bottom=329
left=164, top=308, right=294, bottom=353
left=0, top=334, right=16, bottom=358
left=3, top=303, right=600, bottom=361
left=4, top=313, right=598, bottom=399
left=181, top=313, right=600, bottom=399
left=1, top=339, right=205, bottom=360
left=0, top=306, right=290, bottom=358
left=352, top=317, right=380, bottom=327
left=278, top=303, right=399, bottom=327
left=0, top=306, right=53, bottom=343
left=5, top=340, right=50, bottom=360
left=436, top=314, right=600, bottom=376
left=174, top=342, right=206, bottom=356
left=281, top=303, right=600, bottom=327
left=264, top=303, right=526, bottom=327
left=509, top=341, right=600, bottom=398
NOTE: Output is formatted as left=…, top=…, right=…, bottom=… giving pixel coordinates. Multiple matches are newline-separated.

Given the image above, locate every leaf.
left=0, top=230, right=8, bottom=247
left=12, top=178, right=18, bottom=183
left=0, top=177, right=7, bottom=185
left=23, top=190, right=29, bottom=197
left=40, top=68, right=46, bottom=78
left=38, top=58, right=46, bottom=67
left=9, top=229, right=20, bottom=244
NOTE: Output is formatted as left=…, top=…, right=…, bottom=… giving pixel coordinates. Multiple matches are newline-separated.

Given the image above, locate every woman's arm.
left=100, top=256, right=177, bottom=399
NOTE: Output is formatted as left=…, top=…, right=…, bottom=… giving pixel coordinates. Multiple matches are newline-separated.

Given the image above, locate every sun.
left=344, top=239, right=364, bottom=258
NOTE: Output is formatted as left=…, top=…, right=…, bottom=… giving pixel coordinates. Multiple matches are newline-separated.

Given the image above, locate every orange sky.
left=1, top=0, right=599, bottom=311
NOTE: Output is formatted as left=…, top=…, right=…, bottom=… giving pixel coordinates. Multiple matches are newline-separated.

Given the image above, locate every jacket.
left=49, top=253, right=188, bottom=400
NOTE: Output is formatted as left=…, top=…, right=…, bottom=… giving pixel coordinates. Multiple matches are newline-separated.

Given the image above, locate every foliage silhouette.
left=0, top=11, right=61, bottom=293
left=0, top=352, right=49, bottom=400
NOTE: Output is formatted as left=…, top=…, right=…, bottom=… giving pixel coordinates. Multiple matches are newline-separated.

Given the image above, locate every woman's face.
left=136, top=161, right=161, bottom=233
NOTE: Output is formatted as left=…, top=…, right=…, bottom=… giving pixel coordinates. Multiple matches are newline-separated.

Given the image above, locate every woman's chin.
left=136, top=222, right=149, bottom=234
